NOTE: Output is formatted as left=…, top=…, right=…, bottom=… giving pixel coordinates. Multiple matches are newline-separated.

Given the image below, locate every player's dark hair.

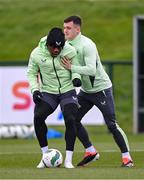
left=64, top=15, right=82, bottom=26
left=46, top=27, right=65, bottom=48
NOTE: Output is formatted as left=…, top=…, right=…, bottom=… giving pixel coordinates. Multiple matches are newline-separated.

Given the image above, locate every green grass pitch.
left=0, top=126, right=143, bottom=179
left=0, top=1, right=144, bottom=178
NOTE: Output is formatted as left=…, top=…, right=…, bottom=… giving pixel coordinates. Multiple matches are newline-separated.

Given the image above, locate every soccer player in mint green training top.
left=62, top=15, right=134, bottom=167
left=27, top=27, right=81, bottom=168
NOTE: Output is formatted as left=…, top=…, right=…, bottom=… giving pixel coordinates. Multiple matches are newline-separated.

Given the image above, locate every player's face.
left=64, top=21, right=80, bottom=40
left=48, top=45, right=62, bottom=57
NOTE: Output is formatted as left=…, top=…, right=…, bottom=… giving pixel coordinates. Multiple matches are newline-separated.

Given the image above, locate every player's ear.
left=75, top=24, right=80, bottom=33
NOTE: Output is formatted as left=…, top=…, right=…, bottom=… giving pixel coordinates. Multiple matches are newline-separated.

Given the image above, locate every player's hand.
left=33, top=91, right=43, bottom=104
left=72, top=78, right=82, bottom=87
left=61, top=56, right=72, bottom=70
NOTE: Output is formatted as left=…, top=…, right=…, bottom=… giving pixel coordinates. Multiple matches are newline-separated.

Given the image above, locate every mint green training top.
left=27, top=36, right=81, bottom=94
left=67, top=33, right=112, bottom=93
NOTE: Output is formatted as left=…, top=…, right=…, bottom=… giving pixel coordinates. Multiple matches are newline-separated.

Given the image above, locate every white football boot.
left=37, top=159, right=45, bottom=168
left=64, top=161, right=75, bottom=168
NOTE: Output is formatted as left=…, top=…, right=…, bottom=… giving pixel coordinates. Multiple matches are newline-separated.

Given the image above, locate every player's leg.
left=95, top=87, right=133, bottom=167
left=60, top=90, right=79, bottom=168
left=34, top=93, right=58, bottom=168
left=76, top=91, right=100, bottom=166
left=62, top=103, right=78, bottom=168
left=76, top=94, right=93, bottom=147
left=34, top=100, right=54, bottom=149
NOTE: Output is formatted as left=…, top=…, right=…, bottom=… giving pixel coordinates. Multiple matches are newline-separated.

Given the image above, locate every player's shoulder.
left=64, top=41, right=76, bottom=49
left=30, top=46, right=43, bottom=60
left=81, top=34, right=96, bottom=47
left=61, top=42, right=77, bottom=58
left=30, top=46, right=39, bottom=55
left=30, top=36, right=46, bottom=57
left=63, top=41, right=76, bottom=53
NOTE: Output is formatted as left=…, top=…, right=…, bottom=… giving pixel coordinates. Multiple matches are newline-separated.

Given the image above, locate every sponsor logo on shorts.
left=72, top=96, right=77, bottom=101
left=100, top=101, right=106, bottom=105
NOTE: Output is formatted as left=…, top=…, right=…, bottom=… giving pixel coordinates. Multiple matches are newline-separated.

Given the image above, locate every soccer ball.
left=42, top=149, right=63, bottom=167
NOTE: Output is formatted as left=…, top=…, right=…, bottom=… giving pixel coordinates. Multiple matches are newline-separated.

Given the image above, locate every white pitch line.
left=0, top=149, right=143, bottom=155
